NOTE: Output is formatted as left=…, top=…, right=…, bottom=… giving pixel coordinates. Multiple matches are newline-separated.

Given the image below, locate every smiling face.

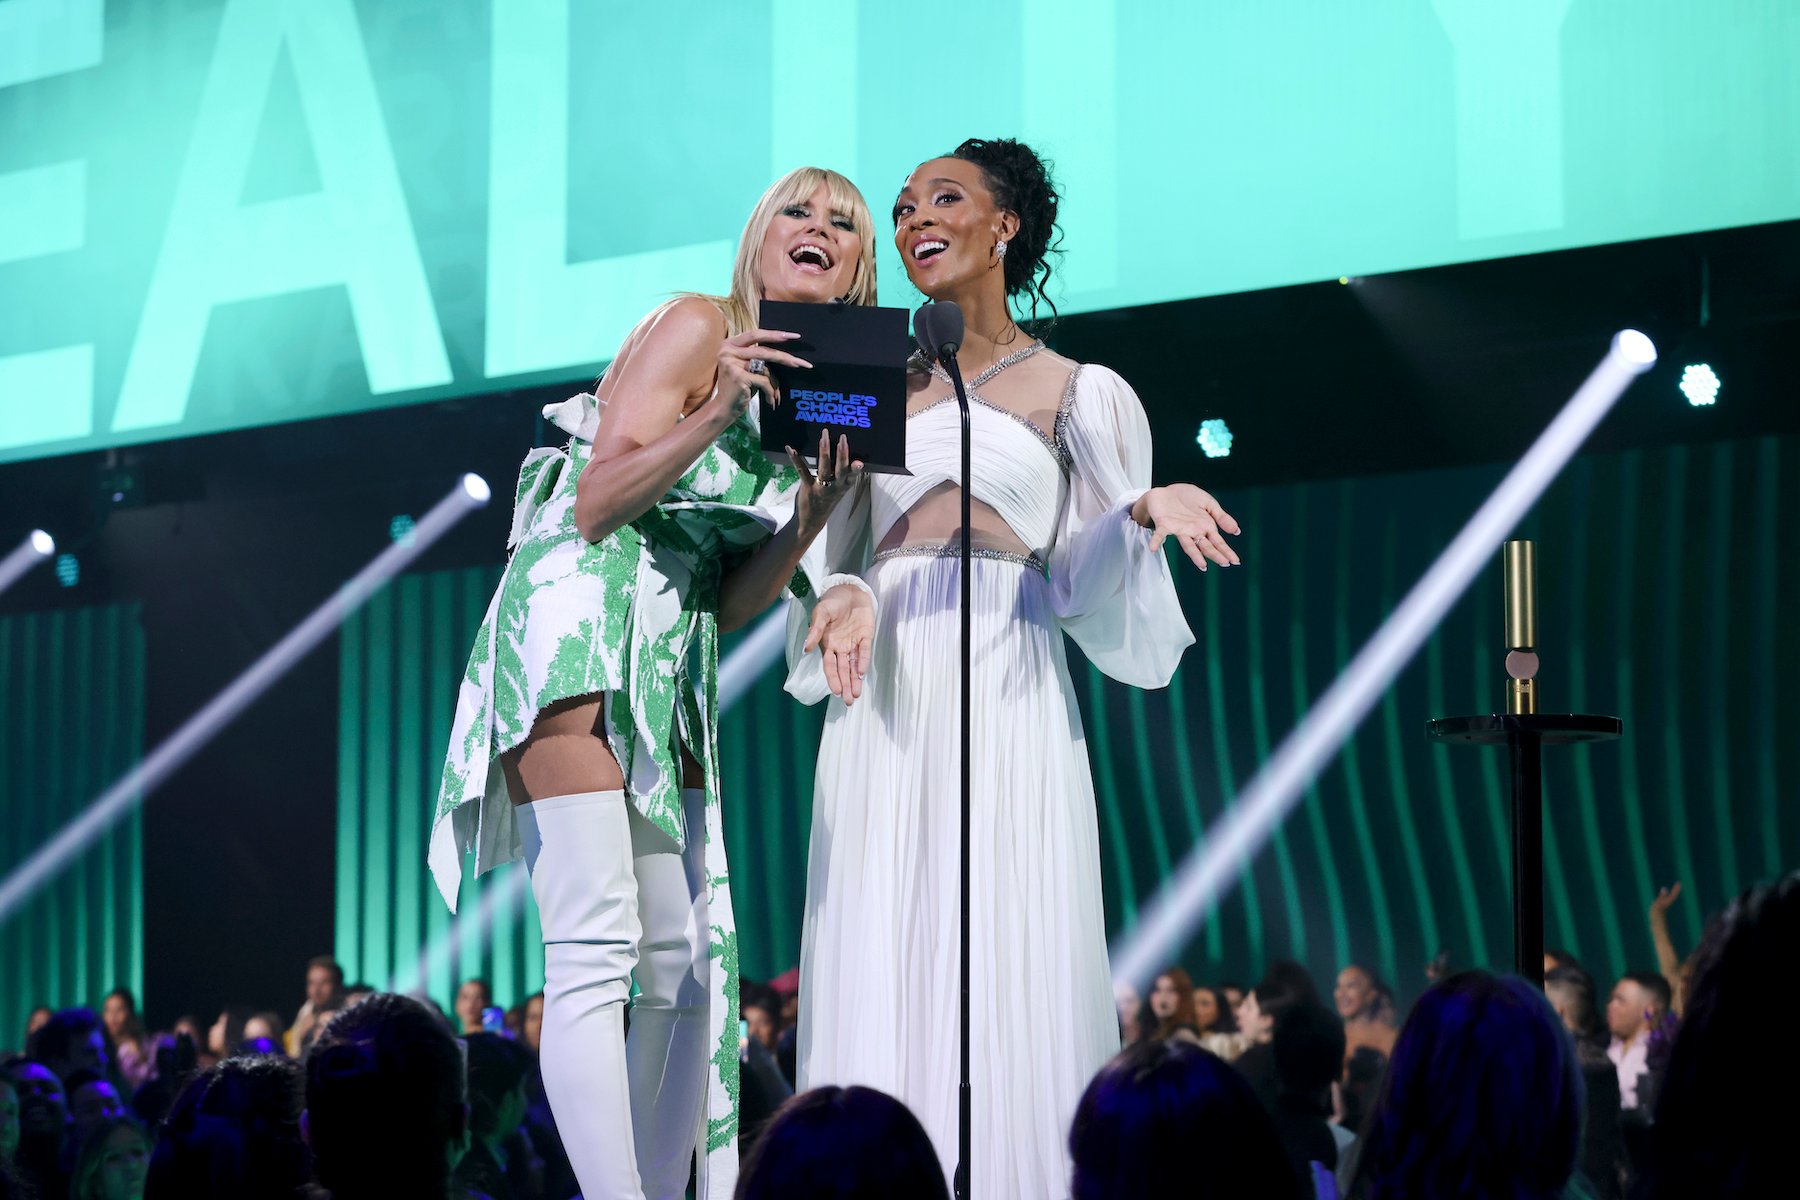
left=756, top=181, right=864, bottom=305
left=892, top=156, right=1017, bottom=300
left=96, top=1123, right=149, bottom=1200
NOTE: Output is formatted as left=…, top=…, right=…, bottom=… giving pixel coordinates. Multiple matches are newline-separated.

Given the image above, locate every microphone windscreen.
left=913, top=302, right=941, bottom=361
left=933, top=301, right=964, bottom=356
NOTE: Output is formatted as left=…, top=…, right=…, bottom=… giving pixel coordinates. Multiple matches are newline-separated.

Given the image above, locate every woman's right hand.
left=704, top=328, right=812, bottom=427
left=804, top=583, right=875, bottom=705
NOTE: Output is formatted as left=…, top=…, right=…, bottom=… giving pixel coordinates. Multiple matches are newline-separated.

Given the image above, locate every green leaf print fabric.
left=430, top=391, right=807, bottom=1196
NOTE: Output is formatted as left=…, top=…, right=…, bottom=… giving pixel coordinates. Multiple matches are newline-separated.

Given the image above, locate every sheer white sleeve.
left=1048, top=364, right=1195, bottom=688
left=783, top=475, right=876, bottom=705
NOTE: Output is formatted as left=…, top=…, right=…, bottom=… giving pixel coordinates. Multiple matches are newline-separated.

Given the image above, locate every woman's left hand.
left=788, top=428, right=864, bottom=545
left=1134, top=483, right=1242, bottom=571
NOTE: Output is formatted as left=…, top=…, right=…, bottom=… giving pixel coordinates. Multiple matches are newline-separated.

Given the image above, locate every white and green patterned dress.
left=429, top=390, right=808, bottom=1186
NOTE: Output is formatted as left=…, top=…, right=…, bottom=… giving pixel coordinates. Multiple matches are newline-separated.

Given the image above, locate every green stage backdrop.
left=5, top=0, right=1798, bottom=462
left=0, top=604, right=144, bottom=1051
left=337, top=432, right=1799, bottom=1011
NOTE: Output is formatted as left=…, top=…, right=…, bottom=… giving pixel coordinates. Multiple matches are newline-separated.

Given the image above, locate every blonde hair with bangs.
left=690, top=167, right=879, bottom=337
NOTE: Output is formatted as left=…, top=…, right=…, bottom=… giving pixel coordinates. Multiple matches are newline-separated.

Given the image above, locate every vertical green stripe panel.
left=1125, top=688, right=1172, bottom=883
left=1703, top=443, right=1739, bottom=897
left=1240, top=490, right=1306, bottom=960
left=1201, top=581, right=1262, bottom=967
left=1655, top=452, right=1704, bottom=943
left=393, top=577, right=425, bottom=981
left=1424, top=629, right=1490, bottom=969
left=124, top=608, right=145, bottom=1002
left=68, top=611, right=91, bottom=1004
left=361, top=586, right=394, bottom=984
left=1288, top=485, right=1352, bottom=970
left=1164, top=672, right=1222, bottom=962
left=44, top=613, right=65, bottom=998
left=0, top=603, right=143, bottom=1044
left=1376, top=513, right=1441, bottom=962
left=1752, top=439, right=1782, bottom=878
left=425, top=574, right=457, bottom=1005
left=1563, top=460, right=1626, bottom=973
left=1087, top=665, right=1139, bottom=927
left=337, top=612, right=364, bottom=977
left=1332, top=483, right=1397, bottom=986
left=1609, top=451, right=1658, bottom=938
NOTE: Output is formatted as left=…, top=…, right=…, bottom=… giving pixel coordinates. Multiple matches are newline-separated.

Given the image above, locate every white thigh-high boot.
left=626, top=788, right=711, bottom=1200
left=517, top=790, right=643, bottom=1200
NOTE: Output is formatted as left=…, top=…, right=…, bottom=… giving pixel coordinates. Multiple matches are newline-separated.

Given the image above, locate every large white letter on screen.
left=113, top=0, right=450, bottom=435
left=0, top=0, right=102, bottom=453
left=485, top=0, right=731, bottom=379
left=1432, top=0, right=1575, bottom=241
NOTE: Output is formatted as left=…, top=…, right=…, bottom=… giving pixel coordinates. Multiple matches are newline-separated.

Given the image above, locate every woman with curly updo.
left=785, top=138, right=1241, bottom=1195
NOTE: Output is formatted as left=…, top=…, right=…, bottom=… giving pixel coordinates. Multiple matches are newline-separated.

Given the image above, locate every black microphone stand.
left=915, top=300, right=973, bottom=1199
left=941, top=346, right=973, bottom=1200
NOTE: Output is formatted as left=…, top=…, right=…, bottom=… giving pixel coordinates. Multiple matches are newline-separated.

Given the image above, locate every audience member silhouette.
left=455, top=1033, right=536, bottom=1200
left=1346, top=971, right=1580, bottom=1200
left=734, top=1085, right=950, bottom=1200
left=303, top=993, right=468, bottom=1200
left=1544, top=964, right=1622, bottom=1199
left=1644, top=870, right=1799, bottom=1200
left=1, top=1059, right=69, bottom=1200
left=1069, top=1038, right=1303, bottom=1200
left=1270, top=1000, right=1347, bottom=1185
left=144, top=1054, right=309, bottom=1200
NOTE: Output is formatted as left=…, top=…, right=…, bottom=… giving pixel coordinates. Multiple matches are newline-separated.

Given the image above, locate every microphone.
left=913, top=301, right=965, bottom=364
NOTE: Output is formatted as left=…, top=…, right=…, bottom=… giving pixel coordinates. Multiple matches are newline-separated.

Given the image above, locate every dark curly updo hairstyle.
left=947, top=137, right=1063, bottom=332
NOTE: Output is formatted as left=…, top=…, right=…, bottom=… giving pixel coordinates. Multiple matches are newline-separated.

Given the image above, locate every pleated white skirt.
left=797, top=550, right=1120, bottom=1199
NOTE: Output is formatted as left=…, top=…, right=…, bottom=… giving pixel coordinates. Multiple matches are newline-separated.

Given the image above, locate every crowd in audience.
left=1, top=871, right=1791, bottom=1199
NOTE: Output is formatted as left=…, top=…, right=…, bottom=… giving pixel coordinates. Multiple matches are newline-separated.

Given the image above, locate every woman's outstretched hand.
left=1134, top=483, right=1242, bottom=571
left=805, top=583, right=875, bottom=705
left=788, top=428, right=864, bottom=545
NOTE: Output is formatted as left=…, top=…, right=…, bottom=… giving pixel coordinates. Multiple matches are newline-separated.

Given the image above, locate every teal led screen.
left=3, top=0, right=1797, bottom=462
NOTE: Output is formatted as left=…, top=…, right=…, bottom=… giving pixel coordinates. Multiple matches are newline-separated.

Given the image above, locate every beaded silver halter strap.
left=915, top=341, right=1067, bottom=467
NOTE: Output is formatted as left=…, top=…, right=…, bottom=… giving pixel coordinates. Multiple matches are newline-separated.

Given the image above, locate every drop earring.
left=994, top=239, right=1008, bottom=260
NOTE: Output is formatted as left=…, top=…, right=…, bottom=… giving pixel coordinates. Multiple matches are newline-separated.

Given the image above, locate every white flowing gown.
left=785, top=355, right=1196, bottom=1198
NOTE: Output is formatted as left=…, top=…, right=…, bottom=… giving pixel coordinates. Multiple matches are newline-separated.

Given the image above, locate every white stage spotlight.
left=0, top=530, right=57, bottom=597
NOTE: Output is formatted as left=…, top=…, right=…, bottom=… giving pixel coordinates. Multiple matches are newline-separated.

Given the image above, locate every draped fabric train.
left=787, top=361, right=1197, bottom=1197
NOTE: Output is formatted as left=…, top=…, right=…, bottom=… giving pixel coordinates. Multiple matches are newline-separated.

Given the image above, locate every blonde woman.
left=432, top=167, right=879, bottom=1200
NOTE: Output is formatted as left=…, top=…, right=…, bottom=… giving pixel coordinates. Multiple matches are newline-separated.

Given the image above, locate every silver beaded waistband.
left=872, top=543, right=1047, bottom=573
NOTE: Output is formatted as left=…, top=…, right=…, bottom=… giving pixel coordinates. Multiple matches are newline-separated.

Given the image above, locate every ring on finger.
left=749, top=358, right=768, bottom=375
